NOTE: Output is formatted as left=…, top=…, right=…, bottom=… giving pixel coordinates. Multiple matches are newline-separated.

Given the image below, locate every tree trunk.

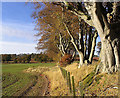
left=78, top=51, right=84, bottom=68
left=58, top=2, right=120, bottom=73
left=88, top=27, right=92, bottom=59
left=59, top=33, right=66, bottom=55
left=78, top=17, right=84, bottom=54
left=88, top=31, right=98, bottom=63
left=84, top=31, right=87, bottom=59
left=63, top=22, right=84, bottom=68
left=96, top=29, right=120, bottom=73
left=72, top=50, right=76, bottom=60
left=87, top=2, right=120, bottom=73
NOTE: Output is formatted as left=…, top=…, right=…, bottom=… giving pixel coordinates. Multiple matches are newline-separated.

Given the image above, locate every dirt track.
left=22, top=74, right=50, bottom=96
left=14, top=69, right=50, bottom=96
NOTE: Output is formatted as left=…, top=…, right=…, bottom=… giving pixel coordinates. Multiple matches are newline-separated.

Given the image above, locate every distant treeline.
left=2, top=53, right=53, bottom=63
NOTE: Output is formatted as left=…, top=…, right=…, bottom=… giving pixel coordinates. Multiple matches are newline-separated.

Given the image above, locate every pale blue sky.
left=1, top=2, right=41, bottom=54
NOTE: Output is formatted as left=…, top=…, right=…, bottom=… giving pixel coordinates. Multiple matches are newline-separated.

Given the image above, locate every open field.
left=2, top=63, right=55, bottom=96
left=2, top=63, right=55, bottom=73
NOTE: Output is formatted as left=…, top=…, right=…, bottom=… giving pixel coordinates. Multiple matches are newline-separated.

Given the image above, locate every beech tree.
left=32, top=3, right=76, bottom=61
left=62, top=12, right=98, bottom=67
left=54, top=2, right=120, bottom=73
left=32, top=2, right=98, bottom=67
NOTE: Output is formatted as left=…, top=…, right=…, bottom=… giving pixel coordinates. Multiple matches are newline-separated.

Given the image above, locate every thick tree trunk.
left=96, top=30, right=120, bottom=73
left=71, top=39, right=84, bottom=68
left=59, top=2, right=120, bottom=73
left=85, top=2, right=120, bottom=73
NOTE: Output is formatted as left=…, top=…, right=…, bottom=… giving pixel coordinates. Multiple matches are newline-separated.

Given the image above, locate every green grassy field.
left=2, top=63, right=55, bottom=96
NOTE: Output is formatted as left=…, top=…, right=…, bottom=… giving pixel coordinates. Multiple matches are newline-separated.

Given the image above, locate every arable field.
left=2, top=63, right=55, bottom=96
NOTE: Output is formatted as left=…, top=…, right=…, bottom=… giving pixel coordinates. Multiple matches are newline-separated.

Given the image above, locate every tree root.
left=95, top=62, right=119, bottom=74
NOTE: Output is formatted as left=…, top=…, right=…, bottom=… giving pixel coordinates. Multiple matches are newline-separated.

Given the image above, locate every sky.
left=0, top=2, right=101, bottom=55
left=1, top=2, right=41, bottom=54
